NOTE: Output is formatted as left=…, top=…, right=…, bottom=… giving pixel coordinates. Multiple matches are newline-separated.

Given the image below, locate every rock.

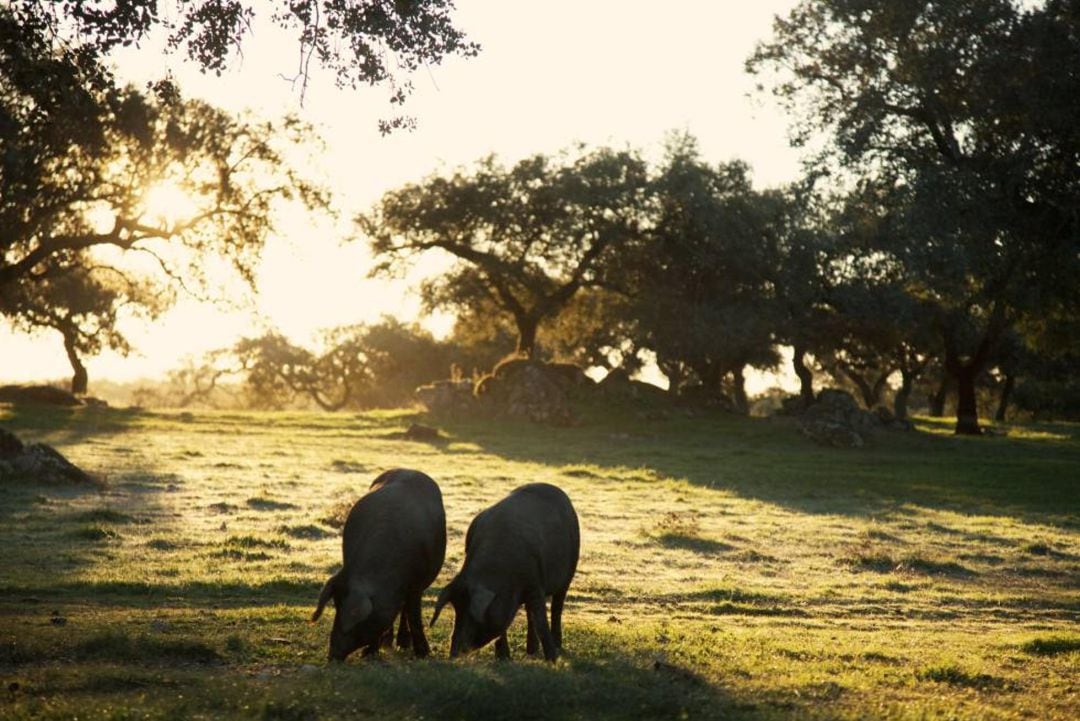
left=0, top=385, right=82, bottom=406
left=1, top=430, right=97, bottom=485
left=0, top=428, right=24, bottom=459
left=403, top=423, right=441, bottom=441
left=597, top=368, right=670, bottom=405
left=414, top=379, right=475, bottom=415
left=796, top=389, right=880, bottom=448
left=475, top=359, right=577, bottom=425
left=799, top=420, right=865, bottom=448
left=548, top=362, right=594, bottom=387
left=675, top=384, right=738, bottom=412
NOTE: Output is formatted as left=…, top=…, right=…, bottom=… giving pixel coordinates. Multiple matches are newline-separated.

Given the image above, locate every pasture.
left=0, top=402, right=1077, bottom=720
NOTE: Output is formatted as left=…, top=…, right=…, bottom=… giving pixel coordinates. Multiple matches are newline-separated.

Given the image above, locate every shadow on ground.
left=428, top=399, right=1080, bottom=525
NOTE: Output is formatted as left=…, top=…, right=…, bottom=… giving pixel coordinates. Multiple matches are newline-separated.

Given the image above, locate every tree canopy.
left=11, top=0, right=478, bottom=113
left=1, top=9, right=330, bottom=391
left=625, top=135, right=786, bottom=412
left=749, top=0, right=1080, bottom=433
left=363, top=147, right=650, bottom=358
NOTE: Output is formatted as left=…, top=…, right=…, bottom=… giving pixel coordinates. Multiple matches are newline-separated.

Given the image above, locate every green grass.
left=0, top=402, right=1078, bottom=719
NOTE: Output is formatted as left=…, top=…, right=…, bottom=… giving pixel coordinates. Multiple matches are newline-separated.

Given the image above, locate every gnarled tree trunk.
left=731, top=365, right=749, bottom=415
left=792, top=344, right=814, bottom=408
left=62, top=329, right=88, bottom=396
left=929, top=374, right=950, bottom=417
left=995, top=373, right=1015, bottom=422
left=894, top=368, right=914, bottom=420
left=953, top=365, right=982, bottom=435
left=514, top=315, right=540, bottom=359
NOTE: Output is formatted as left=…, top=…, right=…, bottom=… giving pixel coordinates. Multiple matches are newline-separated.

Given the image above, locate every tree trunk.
left=63, top=331, right=88, bottom=396
left=953, top=364, right=982, bottom=435
left=994, top=373, right=1015, bottom=422
left=930, top=374, right=950, bottom=417
left=871, top=371, right=890, bottom=408
left=792, top=345, right=814, bottom=408
left=894, top=368, right=914, bottom=420
left=659, top=359, right=686, bottom=397
left=731, top=365, right=749, bottom=415
left=846, top=369, right=876, bottom=408
left=515, top=316, right=540, bottom=358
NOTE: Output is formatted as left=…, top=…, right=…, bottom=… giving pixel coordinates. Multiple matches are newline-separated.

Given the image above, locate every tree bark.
left=792, top=345, right=814, bottom=408
left=894, top=368, right=914, bottom=420
left=994, top=373, right=1015, bottom=422
left=63, top=329, right=88, bottom=396
left=929, top=374, right=950, bottom=417
left=954, top=364, right=982, bottom=435
left=731, top=365, right=749, bottom=415
left=515, top=315, right=540, bottom=358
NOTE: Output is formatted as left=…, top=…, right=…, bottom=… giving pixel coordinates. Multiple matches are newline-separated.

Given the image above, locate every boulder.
left=598, top=368, right=669, bottom=404
left=0, top=428, right=96, bottom=484
left=796, top=389, right=882, bottom=448
left=475, top=359, right=577, bottom=425
left=0, top=428, right=24, bottom=459
left=674, top=384, right=738, bottom=413
left=414, top=379, right=476, bottom=415
left=0, top=385, right=82, bottom=406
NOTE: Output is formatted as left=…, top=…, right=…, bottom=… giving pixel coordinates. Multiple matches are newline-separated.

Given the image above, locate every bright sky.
left=2, top=0, right=803, bottom=392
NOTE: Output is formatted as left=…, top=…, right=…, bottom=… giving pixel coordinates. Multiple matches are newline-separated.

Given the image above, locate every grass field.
left=1, top=401, right=1078, bottom=720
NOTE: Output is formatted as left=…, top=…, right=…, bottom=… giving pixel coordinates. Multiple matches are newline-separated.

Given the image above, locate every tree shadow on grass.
left=429, top=402, right=1080, bottom=526
left=255, top=643, right=809, bottom=721
left=0, top=403, right=146, bottom=446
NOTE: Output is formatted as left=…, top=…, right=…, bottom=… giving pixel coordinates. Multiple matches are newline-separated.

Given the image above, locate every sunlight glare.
left=141, top=180, right=199, bottom=227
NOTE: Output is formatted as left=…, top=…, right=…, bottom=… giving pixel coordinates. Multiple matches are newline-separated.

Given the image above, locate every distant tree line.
left=5, top=1, right=1078, bottom=434
left=355, top=0, right=1079, bottom=434
left=130, top=317, right=506, bottom=411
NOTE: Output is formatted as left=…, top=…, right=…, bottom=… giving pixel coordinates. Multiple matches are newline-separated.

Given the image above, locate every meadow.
left=0, top=400, right=1077, bottom=720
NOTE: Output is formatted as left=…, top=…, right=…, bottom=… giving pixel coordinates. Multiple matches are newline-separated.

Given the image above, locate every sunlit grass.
left=1, top=403, right=1078, bottom=719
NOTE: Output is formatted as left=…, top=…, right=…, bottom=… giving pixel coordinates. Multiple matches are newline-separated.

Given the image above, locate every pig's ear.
left=340, top=577, right=374, bottom=632
left=311, top=573, right=338, bottom=622
left=469, top=585, right=495, bottom=623
left=341, top=593, right=373, bottom=633
left=431, top=577, right=458, bottom=627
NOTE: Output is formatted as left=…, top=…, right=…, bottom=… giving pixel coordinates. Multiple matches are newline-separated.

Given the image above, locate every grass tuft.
left=916, top=663, right=1000, bottom=688
left=70, top=524, right=121, bottom=541
left=1020, top=635, right=1080, bottom=656
left=320, top=499, right=353, bottom=529
left=279, top=524, right=334, bottom=540
left=73, top=508, right=138, bottom=524
left=74, top=631, right=221, bottom=664
left=247, top=497, right=298, bottom=511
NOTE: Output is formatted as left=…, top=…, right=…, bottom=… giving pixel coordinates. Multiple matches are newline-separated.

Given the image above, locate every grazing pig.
left=312, top=468, right=446, bottom=661
left=431, top=483, right=579, bottom=661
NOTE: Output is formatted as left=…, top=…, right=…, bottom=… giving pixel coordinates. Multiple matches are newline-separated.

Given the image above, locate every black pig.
left=312, top=468, right=446, bottom=661
left=431, top=483, right=579, bottom=661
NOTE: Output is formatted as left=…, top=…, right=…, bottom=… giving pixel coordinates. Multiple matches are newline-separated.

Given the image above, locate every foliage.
left=3, top=266, right=170, bottom=393
left=0, top=9, right=329, bottom=389
left=749, top=0, right=1080, bottom=433
left=10, top=0, right=478, bottom=113
left=363, top=147, right=650, bottom=357
left=139, top=317, right=508, bottom=410
left=628, top=135, right=785, bottom=409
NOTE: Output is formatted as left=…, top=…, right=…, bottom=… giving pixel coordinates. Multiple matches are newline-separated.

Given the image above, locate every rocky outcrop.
left=474, top=359, right=578, bottom=425
left=414, top=379, right=476, bottom=415
left=0, top=385, right=108, bottom=408
left=0, top=427, right=96, bottom=484
left=795, top=389, right=913, bottom=448
left=0, top=385, right=83, bottom=406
